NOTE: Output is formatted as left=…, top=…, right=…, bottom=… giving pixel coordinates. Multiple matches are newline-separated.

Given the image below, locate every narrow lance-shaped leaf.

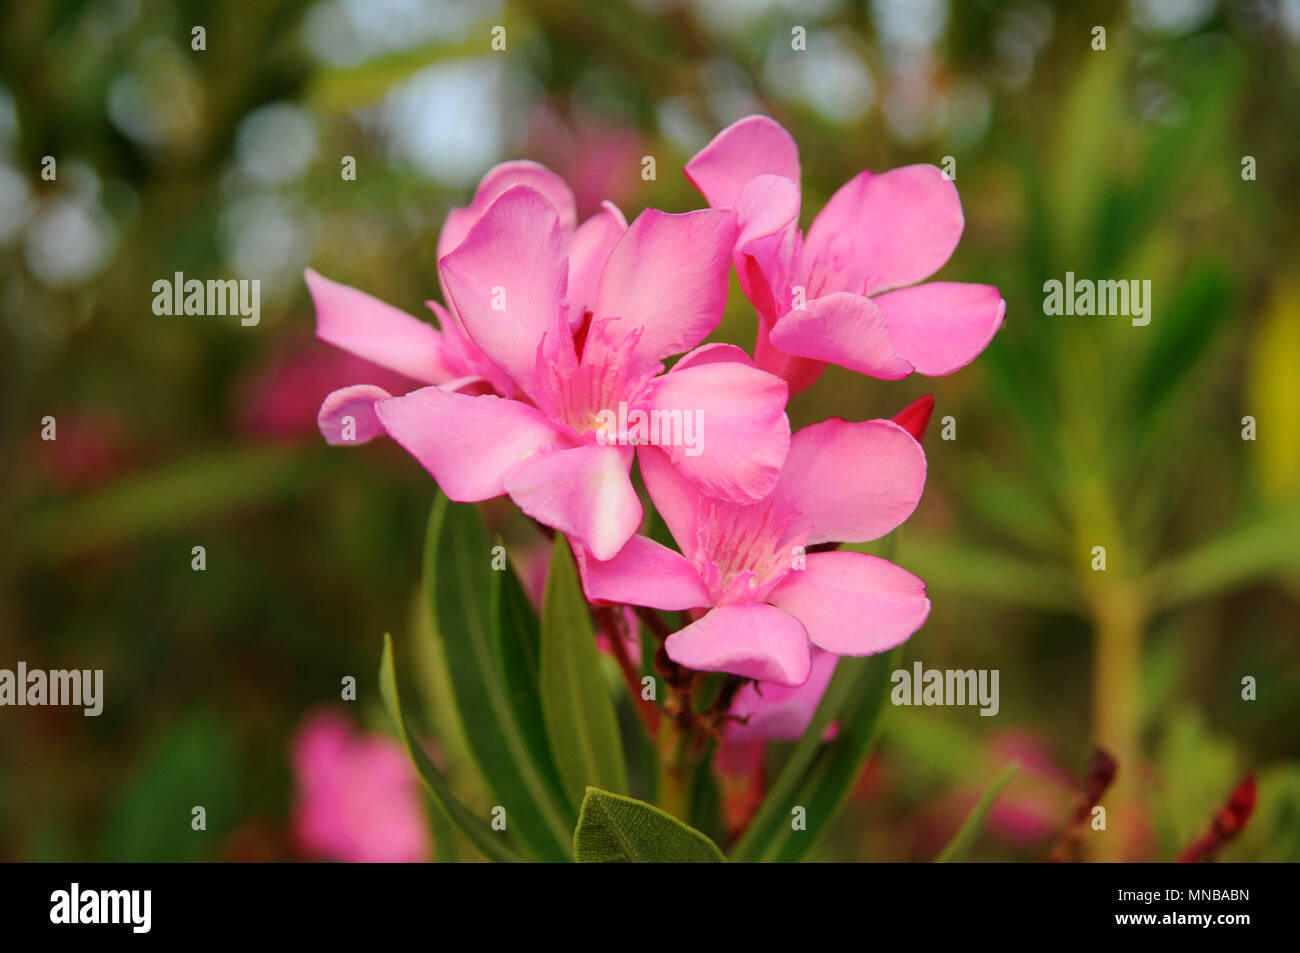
left=936, top=761, right=1020, bottom=862
left=728, top=652, right=867, bottom=862
left=574, top=787, right=725, bottom=863
left=731, top=647, right=899, bottom=862
left=1149, top=501, right=1300, bottom=611
left=540, top=535, right=629, bottom=806
left=378, top=634, right=529, bottom=864
left=495, top=553, right=570, bottom=806
left=424, top=496, right=574, bottom=860
left=759, top=647, right=900, bottom=862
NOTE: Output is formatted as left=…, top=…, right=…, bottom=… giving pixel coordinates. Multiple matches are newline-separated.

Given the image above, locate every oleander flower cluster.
left=305, top=116, right=1004, bottom=844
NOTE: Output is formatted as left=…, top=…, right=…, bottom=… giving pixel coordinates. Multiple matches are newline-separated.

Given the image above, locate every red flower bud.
left=891, top=395, right=935, bottom=443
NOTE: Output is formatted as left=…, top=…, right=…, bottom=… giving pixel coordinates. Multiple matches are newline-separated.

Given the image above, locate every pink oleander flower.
left=685, top=115, right=1006, bottom=396
left=291, top=710, right=431, bottom=864
left=372, top=185, right=791, bottom=560
left=580, top=409, right=930, bottom=685
left=717, top=395, right=932, bottom=778
left=305, top=160, right=616, bottom=444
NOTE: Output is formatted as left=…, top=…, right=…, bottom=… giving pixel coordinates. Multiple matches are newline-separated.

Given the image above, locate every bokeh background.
left=2, top=0, right=1298, bottom=862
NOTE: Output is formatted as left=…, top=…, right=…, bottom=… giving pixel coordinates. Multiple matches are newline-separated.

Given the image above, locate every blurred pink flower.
left=237, top=335, right=413, bottom=440
left=33, top=411, right=130, bottom=489
left=580, top=415, right=929, bottom=685
left=929, top=732, right=1074, bottom=852
left=685, top=115, right=1005, bottom=395
left=980, top=732, right=1073, bottom=846
left=527, top=105, right=646, bottom=218
left=291, top=710, right=430, bottom=864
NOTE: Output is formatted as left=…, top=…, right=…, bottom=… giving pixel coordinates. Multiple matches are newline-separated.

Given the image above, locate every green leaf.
left=730, top=647, right=897, bottom=862
left=1048, top=27, right=1128, bottom=264
left=22, top=446, right=307, bottom=563
left=728, top=653, right=860, bottom=862
left=409, top=583, right=490, bottom=851
left=539, top=535, right=629, bottom=805
left=685, top=739, right=725, bottom=845
left=424, top=496, right=574, bottom=860
left=1122, top=265, right=1234, bottom=460
left=573, top=787, right=725, bottom=863
left=762, top=649, right=900, bottom=862
left=935, top=762, right=1020, bottom=862
left=101, top=711, right=236, bottom=861
left=848, top=535, right=1079, bottom=612
left=496, top=554, right=571, bottom=804
left=378, top=634, right=529, bottom=864
left=1149, top=501, right=1300, bottom=610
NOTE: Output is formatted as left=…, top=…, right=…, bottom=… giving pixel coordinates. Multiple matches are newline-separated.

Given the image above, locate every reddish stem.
left=595, top=605, right=660, bottom=738
left=1175, top=775, right=1257, bottom=863
left=635, top=605, right=673, bottom=643
left=1049, top=746, right=1118, bottom=862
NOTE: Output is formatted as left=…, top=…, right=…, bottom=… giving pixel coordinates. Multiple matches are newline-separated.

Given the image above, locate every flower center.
left=695, top=497, right=805, bottom=604
left=536, top=319, right=657, bottom=437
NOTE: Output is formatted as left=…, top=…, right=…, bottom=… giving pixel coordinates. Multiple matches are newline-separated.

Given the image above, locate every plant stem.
left=1085, top=575, right=1147, bottom=861
left=596, top=605, right=659, bottom=737
left=655, top=717, right=690, bottom=819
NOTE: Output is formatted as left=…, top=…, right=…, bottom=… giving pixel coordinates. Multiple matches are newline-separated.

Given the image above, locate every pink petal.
left=754, top=318, right=828, bottom=397
left=803, top=165, right=963, bottom=297
left=725, top=648, right=840, bottom=743
left=684, top=115, right=801, bottom=209
left=317, top=385, right=392, bottom=445
left=306, top=269, right=456, bottom=385
left=672, top=342, right=755, bottom=371
left=375, top=386, right=562, bottom=501
left=594, top=207, right=737, bottom=371
left=732, top=174, right=802, bottom=325
left=637, top=446, right=705, bottom=556
left=774, top=418, right=927, bottom=545
left=665, top=604, right=811, bottom=686
left=566, top=201, right=627, bottom=329
left=437, top=160, right=577, bottom=260
left=768, top=551, right=930, bottom=655
left=578, top=534, right=711, bottom=610
left=423, top=299, right=509, bottom=393
left=438, top=185, right=568, bottom=398
left=735, top=173, right=801, bottom=256
left=439, top=375, right=497, bottom=396
left=768, top=292, right=914, bottom=380
left=641, top=358, right=790, bottom=502
left=502, top=443, right=641, bottom=561
left=872, top=281, right=1006, bottom=377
